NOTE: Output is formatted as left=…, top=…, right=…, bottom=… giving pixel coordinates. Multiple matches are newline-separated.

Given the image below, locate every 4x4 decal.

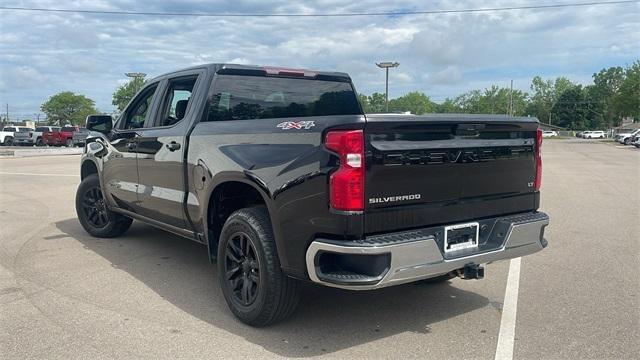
left=276, top=121, right=315, bottom=130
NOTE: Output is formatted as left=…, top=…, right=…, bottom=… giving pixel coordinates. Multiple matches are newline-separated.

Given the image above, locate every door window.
left=155, top=76, right=197, bottom=127
left=121, top=84, right=158, bottom=130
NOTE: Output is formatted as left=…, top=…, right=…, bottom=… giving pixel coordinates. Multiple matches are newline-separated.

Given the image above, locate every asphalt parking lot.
left=1, top=139, right=638, bottom=359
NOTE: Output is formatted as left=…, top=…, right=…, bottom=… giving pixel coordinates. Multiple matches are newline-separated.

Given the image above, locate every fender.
left=200, top=169, right=286, bottom=265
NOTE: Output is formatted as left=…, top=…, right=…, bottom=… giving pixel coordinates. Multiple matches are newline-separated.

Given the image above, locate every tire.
left=36, top=138, right=44, bottom=146
left=5, top=137, right=13, bottom=146
left=75, top=174, right=132, bottom=238
left=218, top=206, right=300, bottom=326
left=624, top=138, right=631, bottom=145
left=65, top=138, right=73, bottom=147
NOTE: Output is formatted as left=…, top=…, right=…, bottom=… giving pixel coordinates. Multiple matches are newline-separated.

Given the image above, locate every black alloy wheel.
left=81, top=186, right=109, bottom=228
left=224, top=231, right=260, bottom=306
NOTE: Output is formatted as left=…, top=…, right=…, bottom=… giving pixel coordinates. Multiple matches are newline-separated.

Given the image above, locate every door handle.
left=166, top=141, right=181, bottom=151
left=126, top=142, right=136, bottom=150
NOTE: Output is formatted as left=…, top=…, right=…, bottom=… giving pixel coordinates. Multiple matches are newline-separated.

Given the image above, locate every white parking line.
left=495, top=257, right=522, bottom=360
left=0, top=172, right=77, bottom=177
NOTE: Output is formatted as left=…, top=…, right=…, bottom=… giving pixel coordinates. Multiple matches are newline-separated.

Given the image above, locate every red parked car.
left=42, top=125, right=80, bottom=147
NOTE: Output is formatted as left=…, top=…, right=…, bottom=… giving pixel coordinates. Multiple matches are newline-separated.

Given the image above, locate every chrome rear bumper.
left=306, top=212, right=549, bottom=290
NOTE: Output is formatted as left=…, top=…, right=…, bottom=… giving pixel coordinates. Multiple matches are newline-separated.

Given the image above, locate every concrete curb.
left=0, top=148, right=83, bottom=158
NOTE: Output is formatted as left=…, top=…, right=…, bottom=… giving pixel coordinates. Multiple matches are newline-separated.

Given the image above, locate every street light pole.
left=376, top=62, right=399, bottom=112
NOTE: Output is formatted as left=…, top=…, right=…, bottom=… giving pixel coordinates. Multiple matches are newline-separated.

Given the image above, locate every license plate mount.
left=444, top=222, right=479, bottom=253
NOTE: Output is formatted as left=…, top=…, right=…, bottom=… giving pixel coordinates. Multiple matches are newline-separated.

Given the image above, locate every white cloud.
left=0, top=0, right=638, bottom=116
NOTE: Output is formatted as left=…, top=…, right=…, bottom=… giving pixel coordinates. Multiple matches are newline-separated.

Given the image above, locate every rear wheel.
left=75, top=174, right=132, bottom=237
left=218, top=206, right=300, bottom=326
left=65, top=138, right=73, bottom=147
left=35, top=138, right=44, bottom=146
left=624, top=138, right=631, bottom=145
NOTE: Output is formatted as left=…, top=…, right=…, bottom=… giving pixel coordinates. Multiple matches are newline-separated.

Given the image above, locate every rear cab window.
left=206, top=75, right=361, bottom=121
left=3, top=127, right=16, bottom=132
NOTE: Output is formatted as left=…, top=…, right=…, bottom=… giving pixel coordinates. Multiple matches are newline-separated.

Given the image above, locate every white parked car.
left=583, top=130, right=605, bottom=139
left=616, top=129, right=640, bottom=145
left=542, top=130, right=558, bottom=138
left=0, top=126, right=33, bottom=146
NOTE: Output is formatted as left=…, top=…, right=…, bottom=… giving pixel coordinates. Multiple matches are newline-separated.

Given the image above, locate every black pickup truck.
left=76, top=64, right=549, bottom=326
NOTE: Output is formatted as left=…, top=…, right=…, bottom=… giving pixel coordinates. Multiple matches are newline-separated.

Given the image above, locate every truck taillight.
left=325, top=130, right=364, bottom=211
left=534, top=128, right=542, bottom=191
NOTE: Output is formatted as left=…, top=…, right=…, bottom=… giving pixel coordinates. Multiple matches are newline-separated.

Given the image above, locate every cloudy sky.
left=0, top=0, right=638, bottom=119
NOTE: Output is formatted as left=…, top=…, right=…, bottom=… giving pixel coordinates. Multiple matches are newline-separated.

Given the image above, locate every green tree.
left=435, top=98, right=460, bottom=113
left=590, top=66, right=626, bottom=127
left=388, top=91, right=435, bottom=114
left=357, top=94, right=369, bottom=113
left=40, top=92, right=98, bottom=125
left=453, top=86, right=528, bottom=115
left=112, top=77, right=146, bottom=112
left=527, top=76, right=575, bottom=123
left=362, top=92, right=387, bottom=113
left=551, top=85, right=590, bottom=129
left=613, top=61, right=640, bottom=121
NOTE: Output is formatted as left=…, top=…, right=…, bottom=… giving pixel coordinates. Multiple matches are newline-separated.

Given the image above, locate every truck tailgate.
left=364, top=114, right=539, bottom=234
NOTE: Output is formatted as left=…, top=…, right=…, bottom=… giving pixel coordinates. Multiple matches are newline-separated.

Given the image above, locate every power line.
left=0, top=1, right=637, bottom=18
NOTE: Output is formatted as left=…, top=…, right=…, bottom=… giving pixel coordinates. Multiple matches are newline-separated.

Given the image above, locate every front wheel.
left=5, top=137, right=13, bottom=146
left=75, top=174, right=132, bottom=237
left=218, top=206, right=300, bottom=326
left=65, top=138, right=73, bottom=147
left=36, top=138, right=44, bottom=146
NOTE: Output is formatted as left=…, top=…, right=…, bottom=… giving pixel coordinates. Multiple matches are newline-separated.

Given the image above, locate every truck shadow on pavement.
left=56, top=219, right=490, bottom=357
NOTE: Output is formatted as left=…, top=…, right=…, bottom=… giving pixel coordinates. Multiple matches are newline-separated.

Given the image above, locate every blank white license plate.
left=444, top=222, right=479, bottom=253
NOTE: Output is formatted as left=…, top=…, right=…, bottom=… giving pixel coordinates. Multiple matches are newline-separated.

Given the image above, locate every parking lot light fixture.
left=376, top=62, right=399, bottom=112
left=125, top=72, right=147, bottom=79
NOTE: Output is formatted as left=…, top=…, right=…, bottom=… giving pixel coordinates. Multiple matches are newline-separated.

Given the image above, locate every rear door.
left=134, top=70, right=204, bottom=228
left=364, top=114, right=539, bottom=234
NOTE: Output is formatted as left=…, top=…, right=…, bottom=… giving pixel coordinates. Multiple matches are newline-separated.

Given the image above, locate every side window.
left=121, top=84, right=158, bottom=130
left=155, top=76, right=197, bottom=127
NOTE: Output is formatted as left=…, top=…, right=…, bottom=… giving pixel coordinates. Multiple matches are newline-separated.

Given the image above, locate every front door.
left=102, top=83, right=160, bottom=211
left=135, top=72, right=202, bottom=228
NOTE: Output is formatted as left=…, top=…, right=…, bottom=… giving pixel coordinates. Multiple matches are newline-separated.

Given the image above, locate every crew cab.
left=0, top=126, right=33, bottom=146
left=76, top=64, right=549, bottom=326
left=43, top=125, right=80, bottom=146
left=616, top=129, right=640, bottom=145
left=31, top=126, right=61, bottom=146
left=72, top=127, right=90, bottom=147
left=14, top=126, right=57, bottom=146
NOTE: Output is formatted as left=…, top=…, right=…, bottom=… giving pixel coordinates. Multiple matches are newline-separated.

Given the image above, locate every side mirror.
left=86, top=115, right=113, bottom=134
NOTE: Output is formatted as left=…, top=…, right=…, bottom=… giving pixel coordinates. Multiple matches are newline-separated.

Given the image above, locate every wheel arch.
left=80, top=159, right=99, bottom=180
left=203, top=174, right=279, bottom=264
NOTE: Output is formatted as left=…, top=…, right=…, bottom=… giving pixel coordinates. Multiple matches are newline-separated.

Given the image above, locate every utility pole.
left=375, top=62, right=399, bottom=112
left=509, top=80, right=514, bottom=116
